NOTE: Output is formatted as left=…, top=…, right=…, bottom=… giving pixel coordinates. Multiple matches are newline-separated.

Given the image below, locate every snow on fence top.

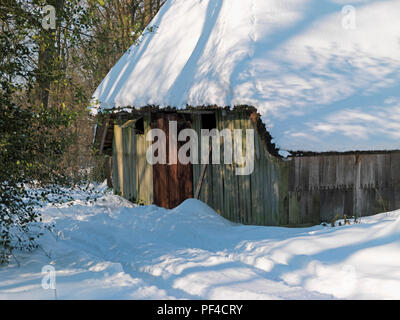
left=91, top=0, right=400, bottom=152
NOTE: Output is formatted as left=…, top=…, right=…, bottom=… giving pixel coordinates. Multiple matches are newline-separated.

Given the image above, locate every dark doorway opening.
left=135, top=117, right=144, bottom=134
left=201, top=113, right=217, bottom=130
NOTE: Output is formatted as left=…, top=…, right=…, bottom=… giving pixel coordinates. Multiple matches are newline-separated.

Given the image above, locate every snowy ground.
left=1, top=184, right=400, bottom=300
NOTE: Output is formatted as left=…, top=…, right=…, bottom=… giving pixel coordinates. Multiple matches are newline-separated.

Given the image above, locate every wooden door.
left=151, top=113, right=194, bottom=209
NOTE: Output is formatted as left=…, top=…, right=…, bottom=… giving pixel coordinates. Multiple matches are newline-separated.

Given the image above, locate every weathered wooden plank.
left=214, top=110, right=224, bottom=216
left=278, top=160, right=289, bottom=225
left=251, top=129, right=261, bottom=225
left=232, top=115, right=242, bottom=223
left=243, top=116, right=253, bottom=224
left=390, top=153, right=400, bottom=187
left=144, top=113, right=153, bottom=204
left=124, top=127, right=134, bottom=201
left=114, top=125, right=124, bottom=196
left=261, top=145, right=269, bottom=225
left=192, top=114, right=201, bottom=194
left=224, top=115, right=235, bottom=222
left=112, top=126, right=120, bottom=195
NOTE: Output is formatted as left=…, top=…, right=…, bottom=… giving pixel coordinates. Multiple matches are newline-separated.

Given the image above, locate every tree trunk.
left=144, top=0, right=153, bottom=26
left=36, top=0, right=65, bottom=108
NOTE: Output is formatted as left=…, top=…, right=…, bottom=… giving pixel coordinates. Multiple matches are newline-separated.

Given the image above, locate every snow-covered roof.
left=92, top=0, right=400, bottom=152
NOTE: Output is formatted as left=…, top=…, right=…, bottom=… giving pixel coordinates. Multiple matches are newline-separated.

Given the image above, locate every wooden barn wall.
left=112, top=114, right=153, bottom=204
left=285, top=153, right=400, bottom=224
left=110, top=109, right=400, bottom=227
left=192, top=110, right=284, bottom=226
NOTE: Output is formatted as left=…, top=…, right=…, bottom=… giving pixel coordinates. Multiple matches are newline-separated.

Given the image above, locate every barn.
left=92, top=0, right=400, bottom=226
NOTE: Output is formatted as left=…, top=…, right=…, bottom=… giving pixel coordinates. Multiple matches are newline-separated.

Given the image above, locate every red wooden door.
left=151, top=113, right=193, bottom=209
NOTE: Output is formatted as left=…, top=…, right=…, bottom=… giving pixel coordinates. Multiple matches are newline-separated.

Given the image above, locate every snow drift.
left=92, top=0, right=400, bottom=152
left=2, top=185, right=400, bottom=299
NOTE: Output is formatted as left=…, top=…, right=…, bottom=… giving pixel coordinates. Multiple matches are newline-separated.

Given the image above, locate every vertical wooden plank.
left=263, top=150, right=272, bottom=225
left=260, top=149, right=267, bottom=226
left=239, top=114, right=252, bottom=224
left=114, top=125, right=124, bottom=197
left=225, top=114, right=234, bottom=222
left=212, top=110, right=223, bottom=215
left=131, top=127, right=137, bottom=202
left=221, top=113, right=232, bottom=222
left=255, top=130, right=263, bottom=225
left=249, top=113, right=260, bottom=225
left=112, top=125, right=120, bottom=195
left=233, top=114, right=242, bottom=223
left=136, top=127, right=142, bottom=203
left=144, top=113, right=153, bottom=204
left=167, top=113, right=179, bottom=208
left=218, top=110, right=226, bottom=217
left=129, top=127, right=135, bottom=202
left=151, top=114, right=169, bottom=208
left=192, top=114, right=201, bottom=194
left=124, top=127, right=131, bottom=201
left=238, top=113, right=247, bottom=224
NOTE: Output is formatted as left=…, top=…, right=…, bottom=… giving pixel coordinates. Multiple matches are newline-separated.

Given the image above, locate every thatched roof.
left=92, top=0, right=400, bottom=153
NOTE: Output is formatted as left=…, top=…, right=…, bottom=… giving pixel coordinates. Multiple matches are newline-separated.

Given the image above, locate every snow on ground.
left=92, top=0, right=400, bottom=152
left=1, top=184, right=400, bottom=300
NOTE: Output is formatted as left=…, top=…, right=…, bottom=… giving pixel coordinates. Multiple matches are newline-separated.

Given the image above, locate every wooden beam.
left=194, top=142, right=213, bottom=199
left=99, top=119, right=109, bottom=155
left=121, top=118, right=141, bottom=129
left=195, top=163, right=208, bottom=199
